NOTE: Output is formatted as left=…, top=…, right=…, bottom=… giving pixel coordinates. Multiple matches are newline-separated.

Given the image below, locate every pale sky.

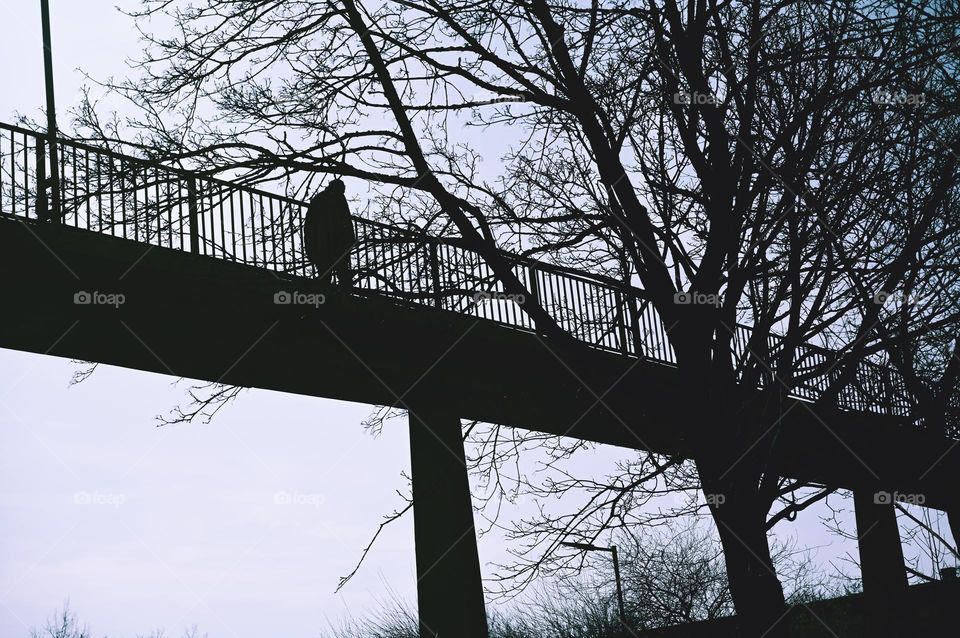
left=0, top=4, right=420, bottom=636
left=0, top=2, right=883, bottom=637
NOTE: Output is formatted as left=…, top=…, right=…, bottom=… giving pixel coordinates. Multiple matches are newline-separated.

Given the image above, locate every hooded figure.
left=303, top=179, right=356, bottom=286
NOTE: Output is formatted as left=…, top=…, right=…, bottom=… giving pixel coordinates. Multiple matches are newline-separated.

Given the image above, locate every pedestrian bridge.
left=0, top=121, right=956, bottom=508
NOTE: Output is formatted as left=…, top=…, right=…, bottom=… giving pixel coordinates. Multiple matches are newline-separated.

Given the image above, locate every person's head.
left=326, top=178, right=345, bottom=195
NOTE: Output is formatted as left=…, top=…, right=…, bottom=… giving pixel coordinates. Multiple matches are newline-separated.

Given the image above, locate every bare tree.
left=66, top=1, right=960, bottom=634
left=30, top=603, right=209, bottom=638
left=616, top=518, right=841, bottom=629
left=30, top=602, right=90, bottom=638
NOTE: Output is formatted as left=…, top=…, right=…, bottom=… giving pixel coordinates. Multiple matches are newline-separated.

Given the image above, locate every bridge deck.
left=1, top=214, right=957, bottom=510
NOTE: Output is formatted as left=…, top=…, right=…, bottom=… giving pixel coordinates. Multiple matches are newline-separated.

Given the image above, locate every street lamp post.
left=39, top=0, right=61, bottom=222
left=560, top=541, right=627, bottom=626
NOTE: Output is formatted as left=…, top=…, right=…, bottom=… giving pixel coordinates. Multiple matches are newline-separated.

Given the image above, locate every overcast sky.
left=0, top=2, right=887, bottom=637
left=0, top=4, right=424, bottom=637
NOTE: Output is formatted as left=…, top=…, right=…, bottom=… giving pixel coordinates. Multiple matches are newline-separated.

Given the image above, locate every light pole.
left=560, top=541, right=627, bottom=626
left=39, top=0, right=61, bottom=222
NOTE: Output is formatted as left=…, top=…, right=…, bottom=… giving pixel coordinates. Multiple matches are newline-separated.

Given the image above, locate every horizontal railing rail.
left=2, top=121, right=947, bottom=434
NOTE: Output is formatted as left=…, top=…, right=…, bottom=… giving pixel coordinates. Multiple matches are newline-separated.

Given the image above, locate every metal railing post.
left=615, top=289, right=630, bottom=355
left=526, top=265, right=539, bottom=305
left=429, top=240, right=442, bottom=309
left=524, top=265, right=542, bottom=332
left=35, top=138, right=48, bottom=221
left=629, top=298, right=645, bottom=358
left=881, top=368, right=894, bottom=415
left=187, top=177, right=200, bottom=254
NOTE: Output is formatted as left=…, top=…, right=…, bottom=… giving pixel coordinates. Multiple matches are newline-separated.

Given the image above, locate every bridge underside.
left=1, top=214, right=957, bottom=510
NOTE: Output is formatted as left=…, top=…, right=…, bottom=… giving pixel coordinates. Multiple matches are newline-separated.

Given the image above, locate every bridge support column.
left=408, top=406, right=488, bottom=638
left=854, top=489, right=907, bottom=594
left=854, top=489, right=907, bottom=635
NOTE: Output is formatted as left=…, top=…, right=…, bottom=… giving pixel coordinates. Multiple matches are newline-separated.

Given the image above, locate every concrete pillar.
left=854, top=489, right=908, bottom=635
left=408, top=406, right=488, bottom=638
left=854, top=489, right=907, bottom=594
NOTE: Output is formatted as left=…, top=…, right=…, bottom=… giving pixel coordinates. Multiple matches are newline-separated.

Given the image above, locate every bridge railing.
left=0, top=122, right=927, bottom=425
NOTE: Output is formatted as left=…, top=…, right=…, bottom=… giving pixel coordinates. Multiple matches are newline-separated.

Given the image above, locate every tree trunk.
left=699, top=462, right=787, bottom=638
left=675, top=323, right=787, bottom=636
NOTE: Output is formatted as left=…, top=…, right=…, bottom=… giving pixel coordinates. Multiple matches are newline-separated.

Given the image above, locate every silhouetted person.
left=303, top=179, right=356, bottom=287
